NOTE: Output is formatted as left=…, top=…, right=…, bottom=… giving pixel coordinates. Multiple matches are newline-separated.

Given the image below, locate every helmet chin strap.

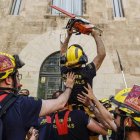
left=0, top=87, right=18, bottom=93
left=11, top=71, right=21, bottom=94
left=0, top=70, right=21, bottom=94
left=114, top=116, right=126, bottom=140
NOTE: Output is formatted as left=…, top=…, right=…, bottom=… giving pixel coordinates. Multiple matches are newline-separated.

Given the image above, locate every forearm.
left=40, top=88, right=72, bottom=116
left=90, top=102, right=116, bottom=131
left=93, top=109, right=113, bottom=130
left=60, top=34, right=72, bottom=55
left=87, top=118, right=108, bottom=136
left=40, top=72, right=75, bottom=116
left=89, top=104, right=109, bottom=128
left=57, top=87, right=72, bottom=108
left=91, top=106, right=104, bottom=121
left=92, top=97, right=117, bottom=131
left=92, top=33, right=106, bottom=57
left=91, top=31, right=106, bottom=70
left=93, top=97, right=112, bottom=120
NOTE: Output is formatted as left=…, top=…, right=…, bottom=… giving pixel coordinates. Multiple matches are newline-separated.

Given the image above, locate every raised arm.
left=60, top=29, right=73, bottom=56
left=87, top=117, right=107, bottom=136
left=77, top=93, right=112, bottom=130
left=39, top=72, right=75, bottom=116
left=91, top=30, right=106, bottom=71
left=81, top=84, right=117, bottom=132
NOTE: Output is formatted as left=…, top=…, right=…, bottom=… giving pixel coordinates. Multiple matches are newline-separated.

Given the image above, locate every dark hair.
left=52, top=90, right=63, bottom=99
left=19, top=89, right=30, bottom=96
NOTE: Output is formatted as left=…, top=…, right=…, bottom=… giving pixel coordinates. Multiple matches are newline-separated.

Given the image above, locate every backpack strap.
left=0, top=118, right=3, bottom=140
left=55, top=110, right=70, bottom=135
left=0, top=92, right=18, bottom=117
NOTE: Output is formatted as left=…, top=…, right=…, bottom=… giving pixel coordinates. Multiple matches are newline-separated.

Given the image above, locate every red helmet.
left=0, top=52, right=25, bottom=80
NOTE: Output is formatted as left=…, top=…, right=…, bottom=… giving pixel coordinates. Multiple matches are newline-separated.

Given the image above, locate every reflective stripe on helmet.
left=0, top=52, right=15, bottom=80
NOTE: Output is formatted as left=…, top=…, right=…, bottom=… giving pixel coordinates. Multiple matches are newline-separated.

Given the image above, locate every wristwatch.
left=88, top=105, right=95, bottom=112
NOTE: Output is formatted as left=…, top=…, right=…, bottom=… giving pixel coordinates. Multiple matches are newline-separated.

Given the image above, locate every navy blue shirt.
left=61, top=62, right=96, bottom=104
left=51, top=109, right=90, bottom=140
left=38, top=115, right=54, bottom=140
left=2, top=96, right=42, bottom=140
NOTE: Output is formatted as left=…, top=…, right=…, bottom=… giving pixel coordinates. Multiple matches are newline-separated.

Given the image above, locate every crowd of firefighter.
left=0, top=28, right=140, bottom=140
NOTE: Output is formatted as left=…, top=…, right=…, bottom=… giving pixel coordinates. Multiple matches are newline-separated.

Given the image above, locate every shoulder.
left=61, top=65, right=68, bottom=73
left=17, top=95, right=41, bottom=102
left=16, top=96, right=42, bottom=109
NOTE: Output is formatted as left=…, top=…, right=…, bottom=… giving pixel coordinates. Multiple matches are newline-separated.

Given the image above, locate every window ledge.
left=113, top=17, right=126, bottom=21
left=44, top=14, right=89, bottom=19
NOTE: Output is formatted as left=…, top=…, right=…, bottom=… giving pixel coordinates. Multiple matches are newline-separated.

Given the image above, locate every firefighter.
left=60, top=29, right=106, bottom=140
left=38, top=90, right=63, bottom=140
left=50, top=92, right=107, bottom=140
left=110, top=85, right=140, bottom=140
left=0, top=52, right=75, bottom=140
left=77, top=85, right=116, bottom=140
left=79, top=84, right=140, bottom=140
left=60, top=29, right=106, bottom=105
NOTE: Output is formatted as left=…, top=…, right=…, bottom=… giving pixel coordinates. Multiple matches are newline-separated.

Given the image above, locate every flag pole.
left=116, top=50, right=128, bottom=88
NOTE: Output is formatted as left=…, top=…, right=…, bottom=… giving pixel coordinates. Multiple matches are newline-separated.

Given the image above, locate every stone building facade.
left=0, top=0, right=140, bottom=99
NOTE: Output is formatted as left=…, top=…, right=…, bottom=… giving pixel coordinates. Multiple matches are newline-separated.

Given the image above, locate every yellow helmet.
left=113, top=88, right=131, bottom=105
left=60, top=44, right=88, bottom=67
left=100, top=98, right=110, bottom=103
left=99, top=98, right=113, bottom=112
left=110, top=86, right=140, bottom=125
left=0, top=52, right=25, bottom=80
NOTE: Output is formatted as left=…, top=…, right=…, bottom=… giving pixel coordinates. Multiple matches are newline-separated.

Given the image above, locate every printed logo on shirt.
left=87, top=64, right=93, bottom=69
left=53, top=117, right=75, bottom=129
left=40, top=119, right=47, bottom=125
left=62, top=74, right=85, bottom=85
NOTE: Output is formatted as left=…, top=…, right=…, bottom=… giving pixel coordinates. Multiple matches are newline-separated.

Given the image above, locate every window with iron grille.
left=52, top=0, right=82, bottom=16
left=37, top=52, right=63, bottom=99
left=10, top=0, right=22, bottom=15
left=112, top=0, right=124, bottom=17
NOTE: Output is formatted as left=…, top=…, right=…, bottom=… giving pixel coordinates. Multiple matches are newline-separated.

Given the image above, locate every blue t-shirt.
left=2, top=96, right=42, bottom=140
left=38, top=114, right=54, bottom=140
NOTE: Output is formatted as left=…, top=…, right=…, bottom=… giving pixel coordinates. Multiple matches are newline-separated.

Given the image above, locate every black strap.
left=0, top=93, right=18, bottom=117
left=0, top=119, right=3, bottom=140
left=0, top=87, right=18, bottom=93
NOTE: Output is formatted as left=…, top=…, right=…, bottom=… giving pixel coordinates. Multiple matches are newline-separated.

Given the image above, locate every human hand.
left=82, top=83, right=95, bottom=101
left=67, top=29, right=74, bottom=36
left=91, top=26, right=103, bottom=36
left=77, top=93, right=91, bottom=106
left=29, top=127, right=39, bottom=140
left=91, top=29, right=100, bottom=37
left=65, top=72, right=75, bottom=89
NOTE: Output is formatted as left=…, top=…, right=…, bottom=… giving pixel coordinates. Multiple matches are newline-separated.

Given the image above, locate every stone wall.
left=0, top=0, right=140, bottom=98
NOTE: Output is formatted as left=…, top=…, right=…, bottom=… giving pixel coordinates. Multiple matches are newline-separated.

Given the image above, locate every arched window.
left=37, top=52, right=63, bottom=99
